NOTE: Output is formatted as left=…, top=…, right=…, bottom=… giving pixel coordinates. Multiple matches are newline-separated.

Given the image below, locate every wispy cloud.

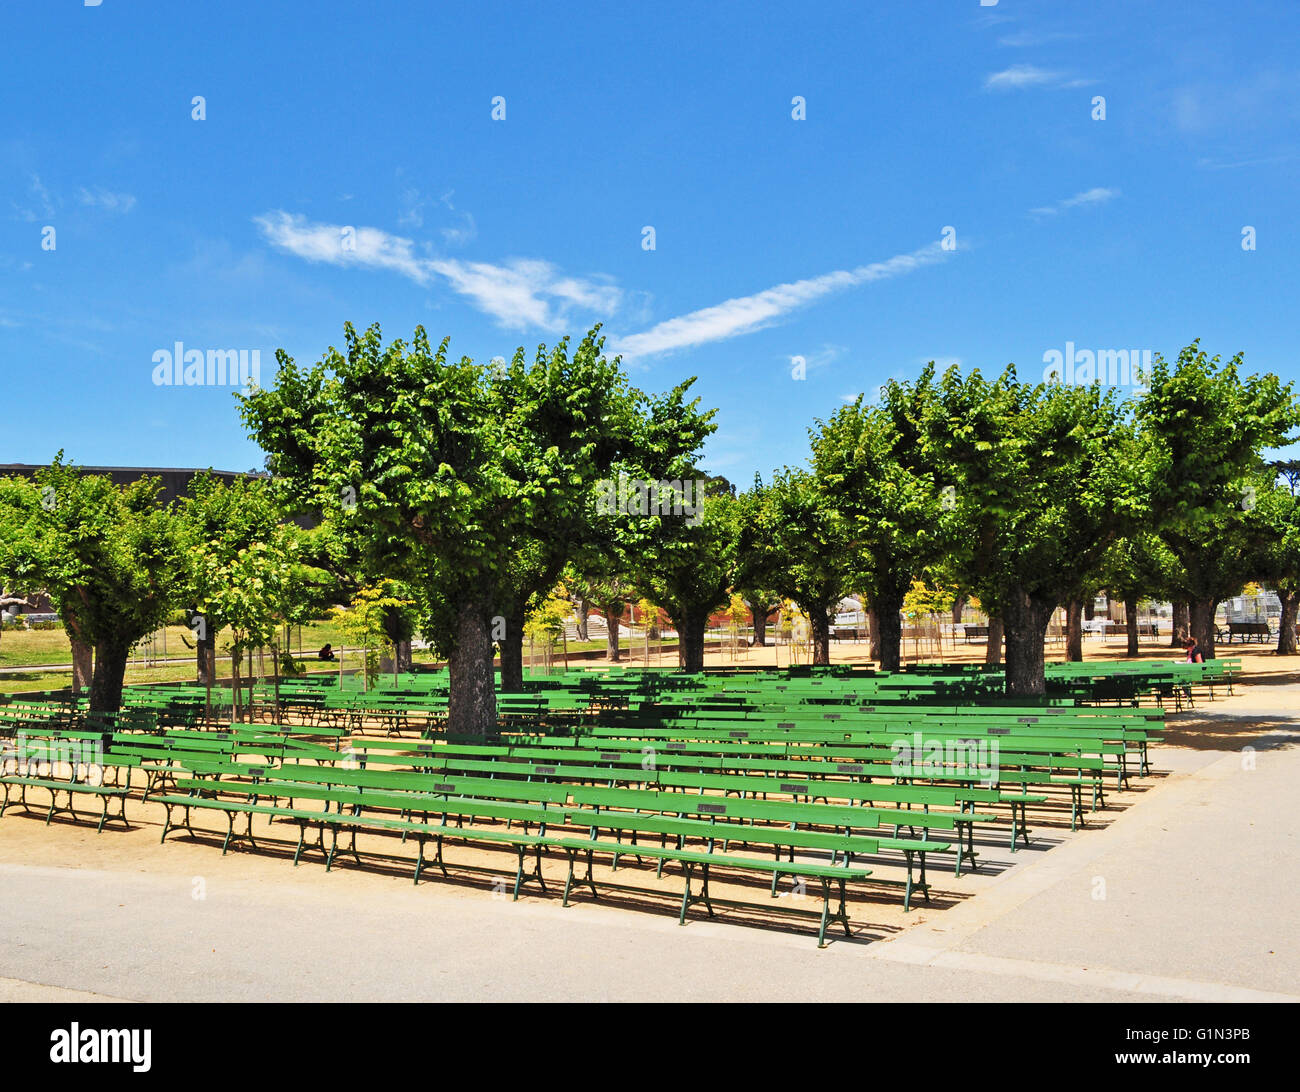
left=254, top=210, right=619, bottom=331
left=998, top=30, right=1080, bottom=48
left=11, top=174, right=56, bottom=222
left=611, top=242, right=953, bottom=360
left=985, top=64, right=1092, bottom=91
left=1197, top=152, right=1299, bottom=171
left=77, top=187, right=136, bottom=213
left=1030, top=187, right=1119, bottom=217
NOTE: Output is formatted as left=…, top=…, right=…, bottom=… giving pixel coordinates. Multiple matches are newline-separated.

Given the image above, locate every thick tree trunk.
left=1189, top=598, right=1218, bottom=659
left=70, top=635, right=94, bottom=693
left=1083, top=598, right=1095, bottom=622
left=873, top=591, right=905, bottom=672
left=498, top=603, right=527, bottom=693
left=951, top=596, right=966, bottom=627
left=748, top=599, right=770, bottom=646
left=448, top=602, right=497, bottom=739
left=809, top=609, right=832, bottom=666
left=677, top=613, right=707, bottom=673
left=1125, top=597, right=1140, bottom=657
left=89, top=638, right=130, bottom=714
left=1065, top=599, right=1083, bottom=662
left=1001, top=593, right=1054, bottom=697
left=603, top=601, right=623, bottom=662
left=985, top=615, right=1004, bottom=666
left=1277, top=591, right=1298, bottom=655
left=1170, top=600, right=1190, bottom=647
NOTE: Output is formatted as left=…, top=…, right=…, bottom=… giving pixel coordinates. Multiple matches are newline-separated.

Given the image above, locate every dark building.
left=0, top=464, right=265, bottom=506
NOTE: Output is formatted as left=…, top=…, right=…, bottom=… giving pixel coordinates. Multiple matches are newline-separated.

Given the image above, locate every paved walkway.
left=1, top=696, right=1296, bottom=1002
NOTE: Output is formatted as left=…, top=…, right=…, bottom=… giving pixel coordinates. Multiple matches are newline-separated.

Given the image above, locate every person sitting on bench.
left=318, top=644, right=336, bottom=662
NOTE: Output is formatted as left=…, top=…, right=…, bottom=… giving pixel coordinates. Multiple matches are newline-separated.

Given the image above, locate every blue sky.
left=3, top=0, right=1298, bottom=482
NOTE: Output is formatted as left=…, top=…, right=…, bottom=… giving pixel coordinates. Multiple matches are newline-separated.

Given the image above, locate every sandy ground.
left=0, top=643, right=1296, bottom=1002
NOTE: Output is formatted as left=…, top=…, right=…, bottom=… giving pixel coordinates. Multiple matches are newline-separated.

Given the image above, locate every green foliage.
left=1135, top=342, right=1300, bottom=607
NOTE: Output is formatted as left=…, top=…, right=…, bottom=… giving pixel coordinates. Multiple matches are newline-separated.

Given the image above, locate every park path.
left=0, top=692, right=1296, bottom=1002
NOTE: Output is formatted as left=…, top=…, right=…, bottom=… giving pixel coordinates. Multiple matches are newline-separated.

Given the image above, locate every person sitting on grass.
left=318, top=643, right=336, bottom=662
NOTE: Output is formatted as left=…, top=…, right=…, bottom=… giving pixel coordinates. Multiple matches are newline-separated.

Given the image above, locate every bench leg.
left=679, top=862, right=714, bottom=924
left=817, top=877, right=851, bottom=948
left=955, top=819, right=978, bottom=876
left=512, top=844, right=546, bottom=901
left=561, top=848, right=597, bottom=907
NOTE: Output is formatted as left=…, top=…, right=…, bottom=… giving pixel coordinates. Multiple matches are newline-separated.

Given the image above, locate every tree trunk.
left=951, top=595, right=966, bottom=627
left=448, top=601, right=497, bottom=739
left=749, top=599, right=769, bottom=646
left=1170, top=600, right=1190, bottom=647
left=1083, top=597, right=1095, bottom=622
left=873, top=591, right=905, bottom=672
left=603, top=601, right=623, bottom=662
left=70, top=635, right=94, bottom=694
left=1125, top=597, right=1140, bottom=657
left=1277, top=590, right=1298, bottom=655
left=197, top=633, right=216, bottom=686
left=1002, top=592, right=1054, bottom=697
left=867, top=607, right=882, bottom=663
left=1189, top=598, right=1218, bottom=659
left=984, top=615, right=1004, bottom=666
left=498, top=603, right=527, bottom=693
left=809, top=609, right=832, bottom=666
left=677, top=613, right=707, bottom=673
left=1065, top=599, right=1083, bottom=662
left=89, top=637, right=130, bottom=714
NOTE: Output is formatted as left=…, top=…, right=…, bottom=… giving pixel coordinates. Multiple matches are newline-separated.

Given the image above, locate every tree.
left=175, top=473, right=284, bottom=688
left=1096, top=533, right=1180, bottom=657
left=1135, top=343, right=1300, bottom=658
left=733, top=478, right=783, bottom=648
left=811, top=378, right=949, bottom=671
left=744, top=468, right=854, bottom=665
left=332, top=582, right=414, bottom=690
left=1249, top=470, right=1300, bottom=654
left=0, top=458, right=182, bottom=713
left=920, top=368, right=1140, bottom=696
left=636, top=489, right=739, bottom=672
left=240, top=323, right=684, bottom=738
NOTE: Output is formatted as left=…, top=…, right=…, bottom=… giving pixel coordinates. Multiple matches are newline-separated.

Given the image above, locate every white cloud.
left=77, top=187, right=136, bottom=213
left=254, top=211, right=620, bottom=331
left=611, top=242, right=952, bottom=359
left=441, top=212, right=477, bottom=246
left=1030, top=187, right=1119, bottom=217
left=11, top=174, right=56, bottom=222
left=985, top=65, right=1092, bottom=91
left=986, top=64, right=1060, bottom=90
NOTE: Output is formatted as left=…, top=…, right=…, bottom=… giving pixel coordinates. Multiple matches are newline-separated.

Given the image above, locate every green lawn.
left=0, top=622, right=621, bottom=695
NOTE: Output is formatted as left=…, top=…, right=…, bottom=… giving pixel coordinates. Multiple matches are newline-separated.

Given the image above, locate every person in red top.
left=1183, top=637, right=1204, bottom=663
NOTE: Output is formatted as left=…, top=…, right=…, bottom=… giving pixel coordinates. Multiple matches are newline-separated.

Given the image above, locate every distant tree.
left=811, top=377, right=949, bottom=671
